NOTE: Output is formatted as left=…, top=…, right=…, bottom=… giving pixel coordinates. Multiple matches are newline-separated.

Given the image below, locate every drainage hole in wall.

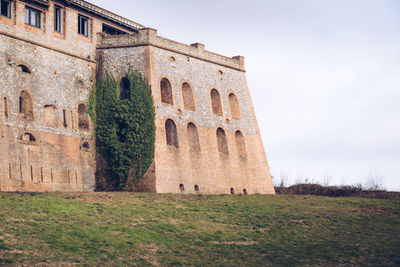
left=194, top=185, right=199, bottom=192
left=179, top=184, right=185, bottom=192
left=230, top=187, right=235, bottom=194
left=243, top=189, right=248, bottom=195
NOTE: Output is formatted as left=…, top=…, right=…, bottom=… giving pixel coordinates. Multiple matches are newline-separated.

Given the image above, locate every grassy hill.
left=0, top=192, right=399, bottom=266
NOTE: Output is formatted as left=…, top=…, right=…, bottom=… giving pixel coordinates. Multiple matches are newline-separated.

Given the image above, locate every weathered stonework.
left=1, top=0, right=274, bottom=194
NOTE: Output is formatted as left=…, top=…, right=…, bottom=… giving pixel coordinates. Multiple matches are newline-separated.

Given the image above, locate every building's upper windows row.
left=1, top=3, right=128, bottom=37
left=0, top=0, right=11, bottom=18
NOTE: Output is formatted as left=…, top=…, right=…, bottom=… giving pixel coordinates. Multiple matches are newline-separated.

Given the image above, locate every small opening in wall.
left=63, top=110, right=67, bottom=128
left=243, top=189, right=248, bottom=195
left=218, top=70, right=224, bottom=75
left=75, top=79, right=84, bottom=87
left=230, top=188, right=235, bottom=195
left=169, top=56, right=176, bottom=62
left=194, top=185, right=199, bottom=192
left=179, top=184, right=185, bottom=192
left=3, top=97, right=8, bottom=118
left=120, top=76, right=130, bottom=100
left=17, top=64, right=31, bottom=74
left=82, top=142, right=90, bottom=149
left=20, top=132, right=36, bottom=142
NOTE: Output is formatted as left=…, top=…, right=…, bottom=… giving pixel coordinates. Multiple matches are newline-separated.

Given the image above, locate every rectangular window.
left=25, top=6, right=41, bottom=28
left=78, top=14, right=89, bottom=37
left=54, top=5, right=62, bottom=33
left=0, top=0, right=11, bottom=18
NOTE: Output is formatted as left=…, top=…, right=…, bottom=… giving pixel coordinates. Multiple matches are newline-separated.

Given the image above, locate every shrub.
left=89, top=70, right=155, bottom=191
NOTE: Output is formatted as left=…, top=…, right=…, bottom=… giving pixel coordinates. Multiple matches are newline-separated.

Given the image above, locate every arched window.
left=187, top=122, right=200, bottom=152
left=120, top=76, right=130, bottom=100
left=78, top=104, right=89, bottom=130
left=165, top=119, right=179, bottom=148
left=160, top=78, right=173, bottom=105
left=16, top=64, right=31, bottom=74
left=229, top=93, right=241, bottom=120
left=44, top=105, right=58, bottom=127
left=182, top=82, right=195, bottom=111
left=216, top=128, right=228, bottom=154
left=19, top=90, right=34, bottom=120
left=235, top=130, right=247, bottom=158
left=211, top=89, right=223, bottom=116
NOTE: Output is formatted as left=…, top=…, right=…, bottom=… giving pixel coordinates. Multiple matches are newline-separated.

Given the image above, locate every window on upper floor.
left=25, top=6, right=41, bottom=28
left=102, top=24, right=127, bottom=35
left=0, top=0, right=11, bottom=18
left=78, top=14, right=89, bottom=37
left=54, top=5, right=62, bottom=33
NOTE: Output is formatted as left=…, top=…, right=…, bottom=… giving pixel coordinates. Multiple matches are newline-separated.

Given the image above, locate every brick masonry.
left=0, top=0, right=275, bottom=194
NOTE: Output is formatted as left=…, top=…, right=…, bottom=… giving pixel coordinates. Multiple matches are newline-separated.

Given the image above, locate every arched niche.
left=229, top=93, right=241, bottom=120
left=44, top=105, right=58, bottom=127
left=187, top=122, right=200, bottom=152
left=216, top=127, right=228, bottom=154
left=160, top=78, right=173, bottom=105
left=165, top=119, right=179, bottom=148
left=78, top=104, right=89, bottom=130
left=182, top=82, right=195, bottom=111
left=211, top=89, right=223, bottom=116
left=19, top=90, right=34, bottom=120
left=235, top=130, right=247, bottom=158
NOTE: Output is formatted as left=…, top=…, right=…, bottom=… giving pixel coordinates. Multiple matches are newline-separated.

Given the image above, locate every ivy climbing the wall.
left=89, top=70, right=155, bottom=191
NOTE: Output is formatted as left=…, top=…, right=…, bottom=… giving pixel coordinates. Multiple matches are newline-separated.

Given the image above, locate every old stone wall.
left=99, top=31, right=275, bottom=195
left=0, top=34, right=96, bottom=192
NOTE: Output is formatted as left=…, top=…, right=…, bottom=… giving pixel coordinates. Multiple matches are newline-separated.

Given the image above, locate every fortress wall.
left=152, top=47, right=274, bottom=194
left=98, top=31, right=274, bottom=194
left=0, top=34, right=96, bottom=192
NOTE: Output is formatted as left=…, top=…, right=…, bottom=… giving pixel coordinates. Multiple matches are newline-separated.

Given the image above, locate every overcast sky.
left=91, top=0, right=400, bottom=191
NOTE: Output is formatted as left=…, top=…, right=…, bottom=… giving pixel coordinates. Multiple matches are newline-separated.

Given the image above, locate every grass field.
left=0, top=192, right=399, bottom=266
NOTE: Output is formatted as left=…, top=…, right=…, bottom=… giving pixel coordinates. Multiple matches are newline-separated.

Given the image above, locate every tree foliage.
left=89, top=70, right=155, bottom=191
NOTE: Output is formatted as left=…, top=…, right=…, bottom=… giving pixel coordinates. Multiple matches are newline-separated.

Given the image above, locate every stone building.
left=0, top=0, right=275, bottom=194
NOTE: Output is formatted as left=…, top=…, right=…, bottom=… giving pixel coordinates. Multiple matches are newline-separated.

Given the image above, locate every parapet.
left=97, top=28, right=246, bottom=72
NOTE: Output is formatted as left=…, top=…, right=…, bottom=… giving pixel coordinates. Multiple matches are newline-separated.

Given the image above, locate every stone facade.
left=0, top=0, right=275, bottom=194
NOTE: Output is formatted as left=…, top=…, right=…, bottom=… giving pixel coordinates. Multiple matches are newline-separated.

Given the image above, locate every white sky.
left=91, top=0, right=400, bottom=191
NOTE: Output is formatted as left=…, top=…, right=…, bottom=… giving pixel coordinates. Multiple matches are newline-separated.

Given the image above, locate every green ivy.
left=89, top=70, right=156, bottom=191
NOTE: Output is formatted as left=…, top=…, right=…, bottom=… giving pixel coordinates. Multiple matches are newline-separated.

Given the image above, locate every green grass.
left=0, top=193, right=399, bottom=266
